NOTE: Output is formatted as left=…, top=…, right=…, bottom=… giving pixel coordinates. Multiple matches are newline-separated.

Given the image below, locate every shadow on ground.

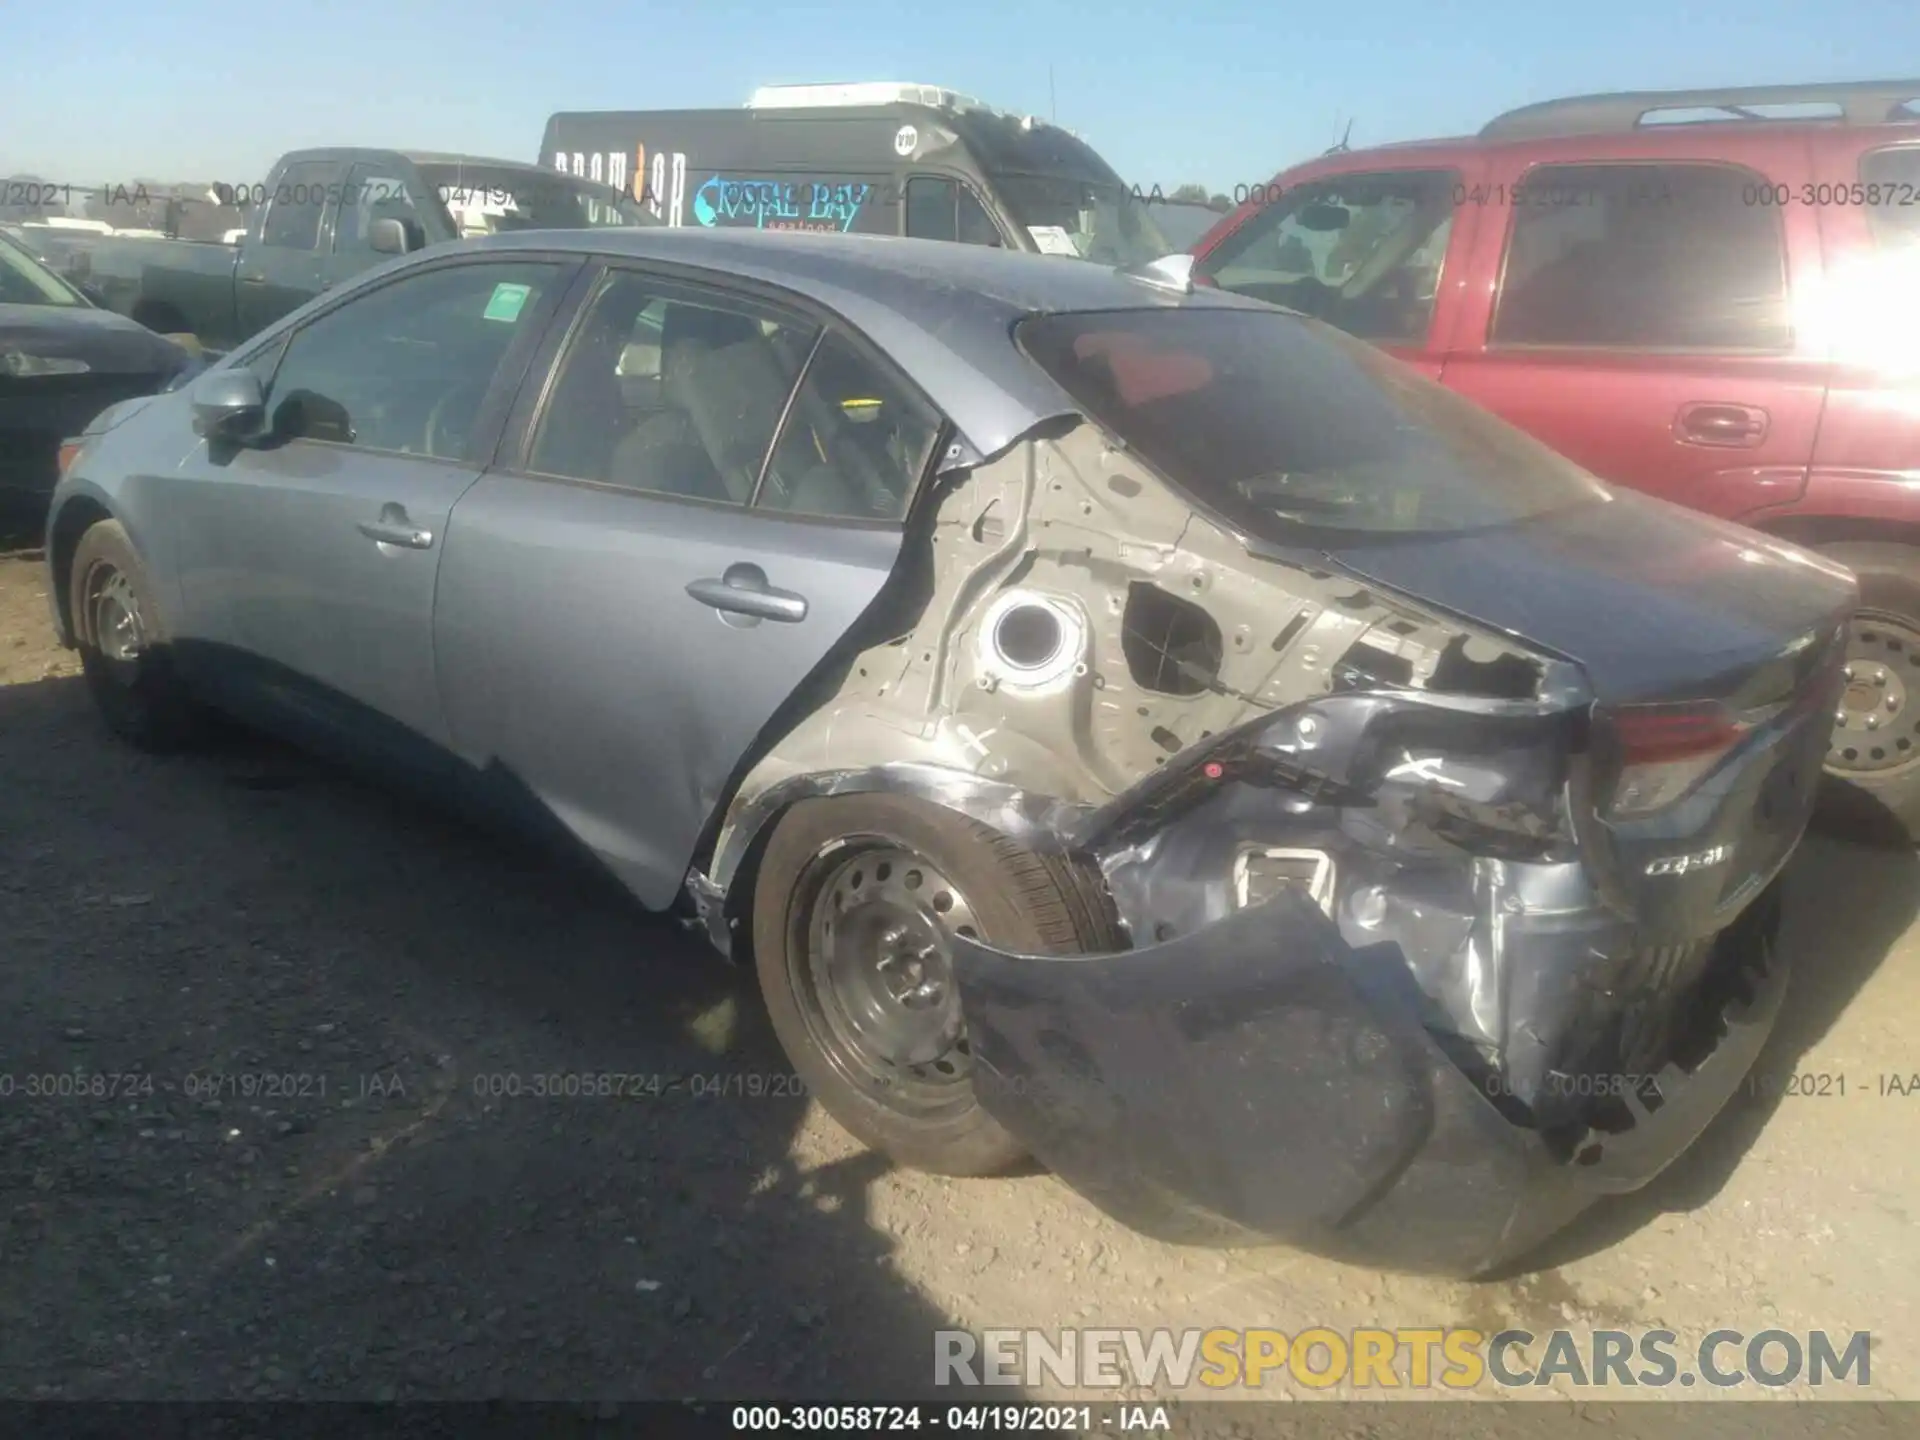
left=0, top=672, right=995, bottom=1402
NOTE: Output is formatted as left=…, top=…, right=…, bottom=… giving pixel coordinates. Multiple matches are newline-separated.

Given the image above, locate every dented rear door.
left=433, top=267, right=928, bottom=909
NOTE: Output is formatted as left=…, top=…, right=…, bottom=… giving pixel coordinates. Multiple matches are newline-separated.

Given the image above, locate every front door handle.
left=357, top=503, right=434, bottom=550
left=1675, top=402, right=1769, bottom=448
left=239, top=274, right=268, bottom=286
left=686, top=563, right=808, bottom=623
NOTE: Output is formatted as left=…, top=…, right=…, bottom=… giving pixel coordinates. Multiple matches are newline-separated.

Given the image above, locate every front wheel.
left=69, top=518, right=207, bottom=751
left=751, top=792, right=1119, bottom=1176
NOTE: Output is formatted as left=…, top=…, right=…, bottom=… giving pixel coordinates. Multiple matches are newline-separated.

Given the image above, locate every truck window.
left=904, top=178, right=1002, bottom=247
left=417, top=162, right=648, bottom=234
left=335, top=167, right=422, bottom=256
left=260, top=161, right=334, bottom=251
left=1195, top=171, right=1457, bottom=344
left=990, top=173, right=1170, bottom=266
left=1491, top=162, right=1789, bottom=351
left=1861, top=146, right=1920, bottom=251
left=905, top=178, right=958, bottom=240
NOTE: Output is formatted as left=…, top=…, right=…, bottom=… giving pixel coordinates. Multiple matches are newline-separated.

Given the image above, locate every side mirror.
left=368, top=217, right=422, bottom=255
left=189, top=368, right=268, bottom=441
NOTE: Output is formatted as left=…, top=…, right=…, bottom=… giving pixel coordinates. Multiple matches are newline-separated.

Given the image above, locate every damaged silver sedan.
left=46, top=228, right=1855, bottom=1276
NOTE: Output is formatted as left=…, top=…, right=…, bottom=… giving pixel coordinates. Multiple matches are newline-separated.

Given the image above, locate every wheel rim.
left=789, top=838, right=981, bottom=1112
left=1828, top=608, right=1920, bottom=778
left=85, top=563, right=147, bottom=677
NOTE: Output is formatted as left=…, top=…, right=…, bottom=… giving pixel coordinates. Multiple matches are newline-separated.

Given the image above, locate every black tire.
left=751, top=792, right=1119, bottom=1176
left=69, top=518, right=206, bottom=752
left=1813, top=542, right=1920, bottom=846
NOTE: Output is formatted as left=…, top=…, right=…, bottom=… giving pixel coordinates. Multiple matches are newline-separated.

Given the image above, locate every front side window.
left=334, top=166, right=423, bottom=256
left=757, top=331, right=940, bottom=521
left=1018, top=306, right=1608, bottom=541
left=260, top=162, right=333, bottom=251
left=527, top=272, right=818, bottom=504
left=263, top=261, right=561, bottom=459
left=1195, top=170, right=1457, bottom=344
left=417, top=163, right=650, bottom=235
left=1492, top=162, right=1789, bottom=350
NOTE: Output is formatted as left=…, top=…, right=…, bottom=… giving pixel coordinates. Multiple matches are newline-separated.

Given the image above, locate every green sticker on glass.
left=482, top=282, right=531, bottom=323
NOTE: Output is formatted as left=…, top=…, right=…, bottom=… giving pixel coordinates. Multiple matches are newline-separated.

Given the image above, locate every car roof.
left=461, top=227, right=1272, bottom=464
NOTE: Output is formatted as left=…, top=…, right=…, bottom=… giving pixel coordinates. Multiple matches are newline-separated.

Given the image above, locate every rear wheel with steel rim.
left=68, top=518, right=205, bottom=751
left=752, top=792, right=1119, bottom=1175
left=797, top=841, right=982, bottom=1119
left=1816, top=541, right=1920, bottom=844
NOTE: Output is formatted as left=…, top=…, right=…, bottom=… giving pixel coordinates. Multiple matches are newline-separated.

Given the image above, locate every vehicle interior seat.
left=650, top=304, right=805, bottom=503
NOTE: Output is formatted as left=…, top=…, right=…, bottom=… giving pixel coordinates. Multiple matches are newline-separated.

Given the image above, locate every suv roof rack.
left=1480, top=79, right=1920, bottom=140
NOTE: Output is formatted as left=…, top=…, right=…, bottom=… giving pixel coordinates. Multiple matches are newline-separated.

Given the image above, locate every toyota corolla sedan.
left=45, top=228, right=1854, bottom=1276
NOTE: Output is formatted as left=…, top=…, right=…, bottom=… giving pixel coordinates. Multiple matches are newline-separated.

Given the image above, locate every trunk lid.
left=1309, top=488, right=1856, bottom=707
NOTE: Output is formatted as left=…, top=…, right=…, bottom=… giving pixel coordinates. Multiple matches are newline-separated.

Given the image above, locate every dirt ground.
left=2, top=523, right=1916, bottom=1430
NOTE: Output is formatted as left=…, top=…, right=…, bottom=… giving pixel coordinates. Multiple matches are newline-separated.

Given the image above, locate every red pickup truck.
left=1191, top=79, right=1920, bottom=837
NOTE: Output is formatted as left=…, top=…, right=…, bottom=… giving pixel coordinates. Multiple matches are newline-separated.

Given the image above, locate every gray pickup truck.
left=83, top=147, right=652, bottom=354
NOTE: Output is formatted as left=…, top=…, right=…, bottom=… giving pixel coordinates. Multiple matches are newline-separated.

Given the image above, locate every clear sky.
left=5, top=0, right=1916, bottom=194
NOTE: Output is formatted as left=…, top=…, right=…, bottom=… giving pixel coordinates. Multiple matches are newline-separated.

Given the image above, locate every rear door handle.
left=357, top=503, right=433, bottom=550
left=686, top=563, right=808, bottom=623
left=1675, top=402, right=1769, bottom=447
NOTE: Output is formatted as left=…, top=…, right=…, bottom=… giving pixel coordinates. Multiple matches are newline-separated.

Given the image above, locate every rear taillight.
left=1607, top=702, right=1750, bottom=817
left=57, top=439, right=85, bottom=478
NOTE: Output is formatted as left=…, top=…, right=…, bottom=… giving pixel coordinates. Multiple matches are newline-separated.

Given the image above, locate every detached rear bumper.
left=949, top=881, right=1785, bottom=1278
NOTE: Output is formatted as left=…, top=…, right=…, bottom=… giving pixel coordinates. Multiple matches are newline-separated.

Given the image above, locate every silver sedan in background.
left=45, top=227, right=1853, bottom=1276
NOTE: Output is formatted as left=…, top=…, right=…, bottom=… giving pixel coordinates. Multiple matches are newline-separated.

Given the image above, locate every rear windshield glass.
left=416, top=163, right=650, bottom=234
left=1016, top=307, right=1609, bottom=540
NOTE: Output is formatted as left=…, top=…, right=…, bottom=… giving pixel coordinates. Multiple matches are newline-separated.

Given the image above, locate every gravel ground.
left=2, top=526, right=1916, bottom=1431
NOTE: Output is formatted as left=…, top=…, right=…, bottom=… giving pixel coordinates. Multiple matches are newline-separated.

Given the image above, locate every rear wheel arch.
left=712, top=771, right=1112, bottom=965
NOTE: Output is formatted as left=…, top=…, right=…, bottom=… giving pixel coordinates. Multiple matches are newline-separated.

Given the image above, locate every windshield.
left=992, top=174, right=1171, bottom=267
left=0, top=232, right=88, bottom=307
left=1017, top=306, right=1610, bottom=540
left=416, top=163, right=651, bottom=236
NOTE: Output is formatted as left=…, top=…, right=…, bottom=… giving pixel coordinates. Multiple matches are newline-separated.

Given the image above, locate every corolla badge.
left=1645, top=844, right=1733, bottom=876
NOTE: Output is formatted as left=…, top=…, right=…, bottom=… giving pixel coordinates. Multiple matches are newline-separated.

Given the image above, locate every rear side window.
left=1193, top=170, right=1457, bottom=344
left=260, top=162, right=333, bottom=251
left=1860, top=147, right=1920, bottom=250
left=757, top=331, right=940, bottom=521
left=1492, top=163, right=1789, bottom=350
left=527, top=271, right=818, bottom=505
left=1017, top=306, right=1607, bottom=541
